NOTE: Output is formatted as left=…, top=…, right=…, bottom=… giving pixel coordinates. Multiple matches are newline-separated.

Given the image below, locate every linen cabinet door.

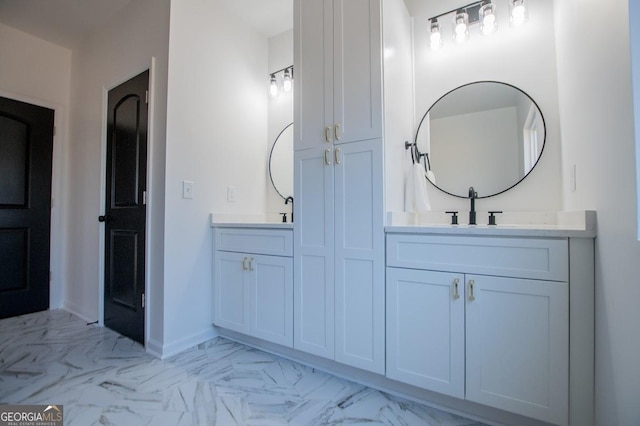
left=294, top=147, right=335, bottom=359
left=214, top=251, right=249, bottom=334
left=250, top=255, right=293, bottom=348
left=294, top=0, right=333, bottom=151
left=386, top=268, right=465, bottom=398
left=465, top=275, right=569, bottom=426
left=332, top=0, right=383, bottom=144
left=334, top=139, right=385, bottom=374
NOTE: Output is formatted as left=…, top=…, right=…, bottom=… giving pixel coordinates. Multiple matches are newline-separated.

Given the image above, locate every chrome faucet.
left=468, top=187, right=478, bottom=225
left=285, top=196, right=294, bottom=222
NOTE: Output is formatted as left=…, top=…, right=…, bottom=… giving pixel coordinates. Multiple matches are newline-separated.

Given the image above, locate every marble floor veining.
left=0, top=310, right=486, bottom=425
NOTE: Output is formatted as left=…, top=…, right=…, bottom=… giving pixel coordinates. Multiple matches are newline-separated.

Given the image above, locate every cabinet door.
left=334, top=139, right=385, bottom=374
left=386, top=268, right=465, bottom=398
left=333, top=0, right=383, bottom=144
left=214, top=251, right=249, bottom=334
left=250, top=255, right=293, bottom=348
left=294, top=0, right=332, bottom=151
left=466, top=275, right=568, bottom=425
left=294, top=0, right=383, bottom=150
left=294, top=147, right=335, bottom=358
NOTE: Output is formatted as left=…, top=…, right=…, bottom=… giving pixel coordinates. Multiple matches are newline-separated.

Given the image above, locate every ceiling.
left=0, top=0, right=293, bottom=50
left=219, top=0, right=292, bottom=38
left=0, top=0, right=134, bottom=49
left=402, top=0, right=458, bottom=18
left=0, top=0, right=459, bottom=52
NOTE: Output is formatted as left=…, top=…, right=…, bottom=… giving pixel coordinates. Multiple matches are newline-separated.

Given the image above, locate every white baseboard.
left=63, top=300, right=96, bottom=323
left=154, top=327, right=218, bottom=359
left=146, top=337, right=164, bottom=358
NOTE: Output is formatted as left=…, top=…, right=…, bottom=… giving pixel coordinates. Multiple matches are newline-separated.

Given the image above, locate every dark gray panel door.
left=103, top=70, right=148, bottom=344
left=0, top=96, right=54, bottom=319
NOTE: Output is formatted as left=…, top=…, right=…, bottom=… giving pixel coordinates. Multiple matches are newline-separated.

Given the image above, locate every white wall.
left=0, top=23, right=72, bottom=311
left=410, top=0, right=562, bottom=215
left=633, top=0, right=640, bottom=241
left=64, top=0, right=170, bottom=354
left=0, top=24, right=72, bottom=105
left=266, top=29, right=294, bottom=217
left=383, top=0, right=415, bottom=214
left=554, top=1, right=640, bottom=424
left=163, top=0, right=269, bottom=356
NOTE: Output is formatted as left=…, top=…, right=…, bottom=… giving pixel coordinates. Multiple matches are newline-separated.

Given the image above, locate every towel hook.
left=404, top=141, right=419, bottom=164
left=405, top=141, right=432, bottom=172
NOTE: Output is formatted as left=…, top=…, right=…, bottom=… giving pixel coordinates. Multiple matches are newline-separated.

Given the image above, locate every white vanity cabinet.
left=213, top=227, right=293, bottom=348
left=386, top=233, right=591, bottom=426
left=293, top=0, right=385, bottom=374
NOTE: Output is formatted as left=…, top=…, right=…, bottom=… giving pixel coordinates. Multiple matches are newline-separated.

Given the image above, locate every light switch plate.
left=183, top=180, right=194, bottom=199
left=227, top=186, right=236, bottom=202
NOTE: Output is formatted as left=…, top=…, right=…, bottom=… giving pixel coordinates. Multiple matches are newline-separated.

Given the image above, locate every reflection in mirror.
left=269, top=123, right=293, bottom=200
left=415, top=81, right=545, bottom=198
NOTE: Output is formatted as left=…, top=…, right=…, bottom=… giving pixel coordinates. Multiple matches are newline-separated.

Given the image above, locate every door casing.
left=98, top=62, right=157, bottom=348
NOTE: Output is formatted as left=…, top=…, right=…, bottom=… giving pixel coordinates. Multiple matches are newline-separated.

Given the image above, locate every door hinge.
left=141, top=293, right=145, bottom=308
left=145, top=90, right=149, bottom=104
left=142, top=190, right=147, bottom=205
left=53, top=126, right=57, bottom=136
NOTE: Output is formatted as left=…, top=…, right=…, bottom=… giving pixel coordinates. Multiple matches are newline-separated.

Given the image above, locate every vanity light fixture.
left=283, top=67, right=293, bottom=92
left=509, top=0, right=528, bottom=26
left=453, top=11, right=469, bottom=43
left=429, top=18, right=443, bottom=50
left=480, top=2, right=497, bottom=35
left=269, top=74, right=279, bottom=97
left=428, top=0, right=526, bottom=51
left=268, top=65, right=294, bottom=98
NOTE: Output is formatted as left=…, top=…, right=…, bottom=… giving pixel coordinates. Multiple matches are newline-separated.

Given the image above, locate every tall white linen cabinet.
left=293, top=0, right=386, bottom=374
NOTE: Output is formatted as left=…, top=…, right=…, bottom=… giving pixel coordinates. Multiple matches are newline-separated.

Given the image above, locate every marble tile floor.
left=0, top=310, right=487, bottom=425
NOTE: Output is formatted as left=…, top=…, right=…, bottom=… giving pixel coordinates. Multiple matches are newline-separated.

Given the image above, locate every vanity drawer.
left=386, top=234, right=568, bottom=282
left=215, top=228, right=293, bottom=257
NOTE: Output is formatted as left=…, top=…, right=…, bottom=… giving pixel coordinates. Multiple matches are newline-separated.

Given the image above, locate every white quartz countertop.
left=210, top=213, right=293, bottom=230
left=385, top=210, right=597, bottom=238
left=210, top=212, right=596, bottom=237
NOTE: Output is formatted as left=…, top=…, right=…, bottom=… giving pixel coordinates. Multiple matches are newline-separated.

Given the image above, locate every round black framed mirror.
left=415, top=81, right=546, bottom=198
left=268, top=122, right=293, bottom=200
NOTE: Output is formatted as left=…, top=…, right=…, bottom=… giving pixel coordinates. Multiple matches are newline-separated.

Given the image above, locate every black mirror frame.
left=415, top=81, right=547, bottom=199
left=268, top=122, right=294, bottom=200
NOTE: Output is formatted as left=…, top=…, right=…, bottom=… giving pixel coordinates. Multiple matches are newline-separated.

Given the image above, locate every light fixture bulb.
left=269, top=74, right=278, bottom=97
left=480, top=3, right=497, bottom=35
left=429, top=19, right=442, bottom=50
left=510, top=0, right=527, bottom=26
left=283, top=68, right=292, bottom=92
left=453, top=12, right=468, bottom=44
